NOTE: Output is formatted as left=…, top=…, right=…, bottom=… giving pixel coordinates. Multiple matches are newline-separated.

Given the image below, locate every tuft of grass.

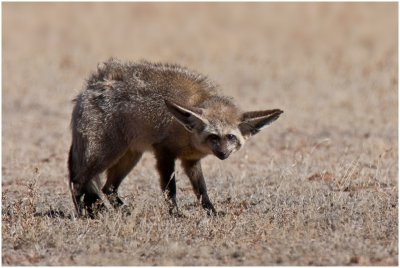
left=2, top=156, right=397, bottom=265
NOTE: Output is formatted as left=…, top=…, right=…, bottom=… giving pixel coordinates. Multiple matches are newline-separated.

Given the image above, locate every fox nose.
left=215, top=151, right=229, bottom=160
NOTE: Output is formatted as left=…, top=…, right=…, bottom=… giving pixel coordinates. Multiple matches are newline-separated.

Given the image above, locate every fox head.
left=165, top=99, right=283, bottom=160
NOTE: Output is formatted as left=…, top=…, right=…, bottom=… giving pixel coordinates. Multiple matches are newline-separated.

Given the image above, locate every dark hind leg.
left=70, top=156, right=125, bottom=217
left=68, top=145, right=82, bottom=216
left=103, top=150, right=143, bottom=208
left=68, top=145, right=95, bottom=217
left=82, top=176, right=105, bottom=217
left=68, top=133, right=131, bottom=217
left=69, top=173, right=103, bottom=218
left=73, top=164, right=111, bottom=216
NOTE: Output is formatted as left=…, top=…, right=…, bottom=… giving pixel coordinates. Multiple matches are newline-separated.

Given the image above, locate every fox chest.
left=177, top=147, right=208, bottom=161
left=154, top=139, right=208, bottom=161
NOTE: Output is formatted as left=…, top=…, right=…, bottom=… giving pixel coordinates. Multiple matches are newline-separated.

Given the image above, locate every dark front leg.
left=155, top=148, right=178, bottom=213
left=182, top=159, right=216, bottom=215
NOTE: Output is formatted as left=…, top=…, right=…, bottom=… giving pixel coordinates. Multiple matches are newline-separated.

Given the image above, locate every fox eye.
left=208, top=134, right=220, bottom=142
left=226, top=134, right=237, bottom=142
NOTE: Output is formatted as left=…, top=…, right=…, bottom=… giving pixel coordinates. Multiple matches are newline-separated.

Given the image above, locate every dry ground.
left=2, top=3, right=398, bottom=265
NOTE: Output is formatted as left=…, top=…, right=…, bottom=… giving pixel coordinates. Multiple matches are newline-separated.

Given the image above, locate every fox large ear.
left=239, top=109, right=283, bottom=137
left=164, top=100, right=208, bottom=132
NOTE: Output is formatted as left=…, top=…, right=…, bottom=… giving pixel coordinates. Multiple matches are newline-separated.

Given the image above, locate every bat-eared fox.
left=68, top=58, right=283, bottom=217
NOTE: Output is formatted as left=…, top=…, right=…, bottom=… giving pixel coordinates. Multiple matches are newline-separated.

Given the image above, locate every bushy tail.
left=68, top=144, right=81, bottom=217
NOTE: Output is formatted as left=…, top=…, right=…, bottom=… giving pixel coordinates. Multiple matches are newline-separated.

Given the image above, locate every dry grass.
left=2, top=3, right=398, bottom=265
